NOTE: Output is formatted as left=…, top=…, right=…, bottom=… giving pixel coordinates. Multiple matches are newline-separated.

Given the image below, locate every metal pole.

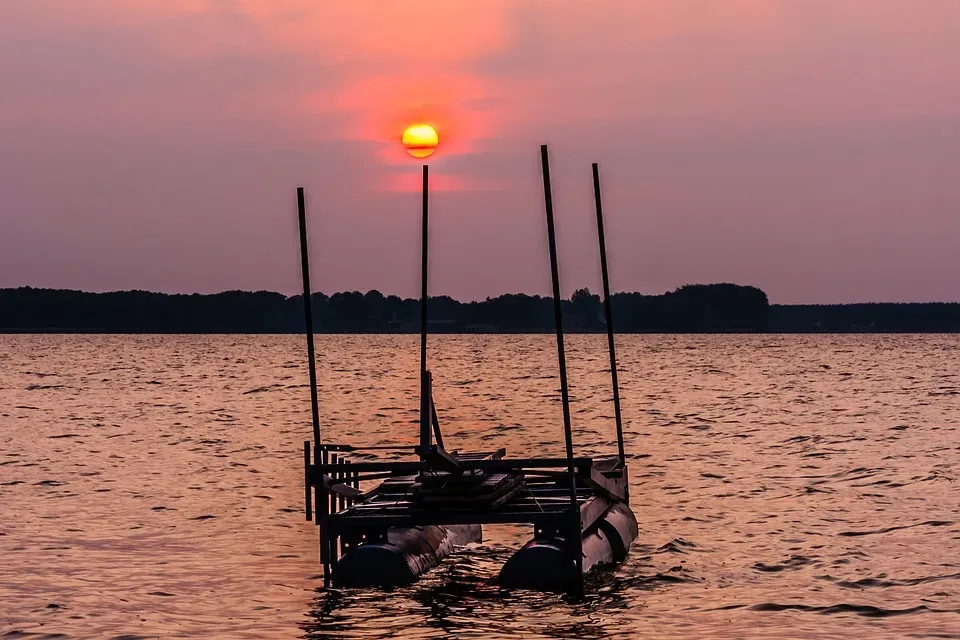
left=592, top=163, right=625, bottom=466
left=297, top=187, right=321, bottom=446
left=420, top=370, right=433, bottom=453
left=317, top=447, right=329, bottom=586
left=540, top=146, right=576, bottom=483
left=330, top=453, right=339, bottom=514
left=329, top=453, right=339, bottom=577
left=303, top=441, right=312, bottom=521
left=540, top=145, right=582, bottom=586
left=418, top=165, right=433, bottom=453
left=420, top=165, right=429, bottom=378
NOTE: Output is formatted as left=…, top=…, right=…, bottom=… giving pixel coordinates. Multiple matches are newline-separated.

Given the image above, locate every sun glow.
left=402, top=124, right=439, bottom=158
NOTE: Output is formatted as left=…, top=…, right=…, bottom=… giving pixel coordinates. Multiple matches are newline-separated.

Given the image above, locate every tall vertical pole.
left=297, top=187, right=321, bottom=446
left=592, top=163, right=625, bottom=467
left=420, top=165, right=429, bottom=377
left=419, top=165, right=432, bottom=453
left=540, top=145, right=582, bottom=587
left=299, top=187, right=328, bottom=587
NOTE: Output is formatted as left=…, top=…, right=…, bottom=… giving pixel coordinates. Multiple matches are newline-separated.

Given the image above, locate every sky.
left=2, top=1, right=959, bottom=304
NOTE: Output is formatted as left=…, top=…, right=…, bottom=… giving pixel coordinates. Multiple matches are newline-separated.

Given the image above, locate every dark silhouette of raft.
left=295, top=147, right=638, bottom=593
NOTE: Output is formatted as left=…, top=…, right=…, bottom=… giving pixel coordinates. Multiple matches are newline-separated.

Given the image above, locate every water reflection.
left=302, top=566, right=619, bottom=639
left=1, top=334, right=958, bottom=639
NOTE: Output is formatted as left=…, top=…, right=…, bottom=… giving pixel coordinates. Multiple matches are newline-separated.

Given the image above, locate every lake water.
left=1, top=334, right=958, bottom=639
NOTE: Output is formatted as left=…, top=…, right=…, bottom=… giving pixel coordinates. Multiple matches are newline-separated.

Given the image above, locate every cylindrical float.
left=498, top=502, right=638, bottom=590
left=336, top=524, right=481, bottom=587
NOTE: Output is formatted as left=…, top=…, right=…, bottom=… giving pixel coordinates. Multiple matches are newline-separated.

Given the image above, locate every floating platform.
left=293, top=146, right=638, bottom=593
left=304, top=444, right=637, bottom=591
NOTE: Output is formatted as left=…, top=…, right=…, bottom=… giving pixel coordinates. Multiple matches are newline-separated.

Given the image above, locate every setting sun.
left=402, top=124, right=439, bottom=158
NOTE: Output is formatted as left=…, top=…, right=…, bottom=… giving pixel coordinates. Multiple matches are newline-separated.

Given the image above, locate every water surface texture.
left=2, top=334, right=958, bottom=639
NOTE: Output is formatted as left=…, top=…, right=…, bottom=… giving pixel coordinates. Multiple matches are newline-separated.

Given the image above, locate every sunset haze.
left=2, top=0, right=959, bottom=303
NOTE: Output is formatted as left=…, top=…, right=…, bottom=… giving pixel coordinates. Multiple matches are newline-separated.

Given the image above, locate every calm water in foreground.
left=1, top=334, right=958, bottom=639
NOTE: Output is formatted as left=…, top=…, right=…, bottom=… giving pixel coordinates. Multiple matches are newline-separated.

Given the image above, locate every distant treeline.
left=1, top=285, right=958, bottom=333
left=2, top=284, right=767, bottom=333
left=769, top=303, right=960, bottom=333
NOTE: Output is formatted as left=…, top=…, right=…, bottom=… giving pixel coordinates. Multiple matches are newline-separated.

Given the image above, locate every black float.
left=297, top=145, right=638, bottom=593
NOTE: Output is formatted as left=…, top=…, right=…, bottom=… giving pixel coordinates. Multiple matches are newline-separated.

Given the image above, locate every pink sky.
left=2, top=0, right=959, bottom=303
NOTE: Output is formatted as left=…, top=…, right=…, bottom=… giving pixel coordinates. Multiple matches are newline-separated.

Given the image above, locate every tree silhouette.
left=12, top=284, right=955, bottom=333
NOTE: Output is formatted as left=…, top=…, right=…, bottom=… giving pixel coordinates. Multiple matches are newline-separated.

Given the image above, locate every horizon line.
left=4, top=284, right=960, bottom=307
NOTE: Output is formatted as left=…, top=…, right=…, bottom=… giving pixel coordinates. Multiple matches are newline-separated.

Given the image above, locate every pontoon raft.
left=296, top=146, right=638, bottom=593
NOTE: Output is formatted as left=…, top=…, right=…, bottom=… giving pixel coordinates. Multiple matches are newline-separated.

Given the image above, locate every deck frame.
left=304, top=443, right=628, bottom=589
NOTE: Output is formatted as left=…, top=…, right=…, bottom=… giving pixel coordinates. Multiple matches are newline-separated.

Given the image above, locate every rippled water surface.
left=2, top=334, right=959, bottom=639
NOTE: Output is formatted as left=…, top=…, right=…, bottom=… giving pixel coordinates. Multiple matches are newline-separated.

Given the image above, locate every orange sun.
left=402, top=124, right=439, bottom=158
